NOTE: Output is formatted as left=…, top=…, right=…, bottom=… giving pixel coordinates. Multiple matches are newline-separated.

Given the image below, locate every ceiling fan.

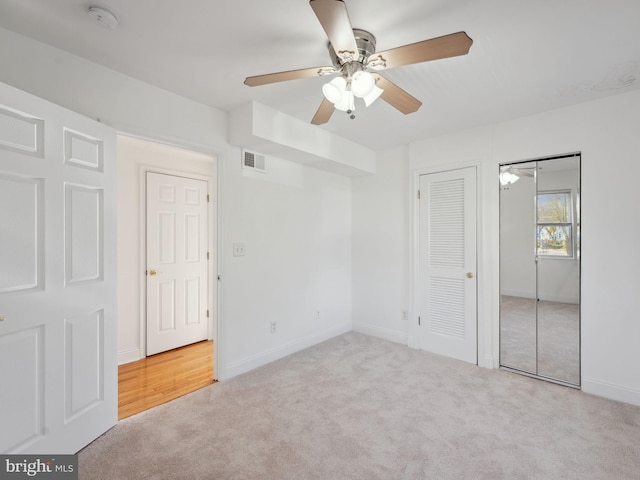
left=244, top=0, right=473, bottom=125
left=500, top=166, right=535, bottom=186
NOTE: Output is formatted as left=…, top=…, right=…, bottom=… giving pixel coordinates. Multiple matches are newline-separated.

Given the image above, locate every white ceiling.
left=0, top=0, right=639, bottom=151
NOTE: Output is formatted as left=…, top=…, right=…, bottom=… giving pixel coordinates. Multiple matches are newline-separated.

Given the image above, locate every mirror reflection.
left=499, top=155, right=580, bottom=386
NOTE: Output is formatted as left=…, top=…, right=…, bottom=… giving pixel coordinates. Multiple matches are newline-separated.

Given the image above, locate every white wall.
left=353, top=90, right=640, bottom=406
left=499, top=92, right=640, bottom=406
left=352, top=146, right=410, bottom=344
left=218, top=155, right=352, bottom=377
left=0, top=29, right=228, bottom=152
left=0, top=27, right=352, bottom=381
left=117, top=136, right=217, bottom=365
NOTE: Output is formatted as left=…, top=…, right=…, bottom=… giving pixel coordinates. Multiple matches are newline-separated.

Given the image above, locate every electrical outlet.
left=402, top=310, right=408, bottom=321
left=315, top=311, right=320, bottom=320
left=270, top=321, right=277, bottom=334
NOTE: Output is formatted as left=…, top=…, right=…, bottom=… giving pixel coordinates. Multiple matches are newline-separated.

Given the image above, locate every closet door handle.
left=466, top=272, right=474, bottom=279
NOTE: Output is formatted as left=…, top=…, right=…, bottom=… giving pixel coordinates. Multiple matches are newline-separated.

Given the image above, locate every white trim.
left=214, top=151, right=224, bottom=381
left=220, top=326, right=351, bottom=380
left=408, top=170, right=420, bottom=350
left=488, top=162, right=502, bottom=369
left=501, top=289, right=578, bottom=304
left=117, top=347, right=141, bottom=366
left=582, top=377, right=640, bottom=407
left=484, top=354, right=496, bottom=368
left=353, top=323, right=408, bottom=346
left=111, top=127, right=224, bottom=159
left=500, top=289, right=536, bottom=299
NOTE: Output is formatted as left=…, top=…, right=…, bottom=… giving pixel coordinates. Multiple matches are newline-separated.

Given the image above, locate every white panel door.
left=0, top=82, right=117, bottom=453
left=146, top=172, right=208, bottom=355
left=418, top=167, right=477, bottom=364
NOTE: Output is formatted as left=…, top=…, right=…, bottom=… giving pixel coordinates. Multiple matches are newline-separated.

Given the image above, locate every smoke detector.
left=88, top=6, right=119, bottom=30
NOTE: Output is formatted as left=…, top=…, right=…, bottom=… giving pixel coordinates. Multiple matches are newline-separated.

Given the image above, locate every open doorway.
left=116, top=135, right=218, bottom=418
left=118, top=340, right=214, bottom=419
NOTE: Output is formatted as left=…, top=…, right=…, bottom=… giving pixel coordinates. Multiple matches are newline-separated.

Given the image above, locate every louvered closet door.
left=418, top=167, right=477, bottom=364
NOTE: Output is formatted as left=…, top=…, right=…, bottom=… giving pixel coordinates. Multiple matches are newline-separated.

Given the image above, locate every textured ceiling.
left=0, top=0, right=639, bottom=150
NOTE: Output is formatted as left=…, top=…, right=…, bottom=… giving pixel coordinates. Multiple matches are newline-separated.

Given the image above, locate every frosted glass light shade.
left=363, top=85, right=383, bottom=107
left=499, top=171, right=520, bottom=185
left=322, top=77, right=347, bottom=104
left=351, top=71, right=375, bottom=98
left=335, top=91, right=355, bottom=112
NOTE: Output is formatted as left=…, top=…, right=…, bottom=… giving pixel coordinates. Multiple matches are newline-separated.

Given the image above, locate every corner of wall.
left=353, top=323, right=408, bottom=346
left=218, top=325, right=351, bottom=380
left=118, top=348, right=141, bottom=366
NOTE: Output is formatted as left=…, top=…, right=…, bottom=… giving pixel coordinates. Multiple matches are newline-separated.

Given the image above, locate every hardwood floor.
left=118, top=340, right=214, bottom=420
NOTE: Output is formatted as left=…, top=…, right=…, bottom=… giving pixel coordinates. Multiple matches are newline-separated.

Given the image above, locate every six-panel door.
left=0, top=82, right=117, bottom=454
left=146, top=172, right=209, bottom=355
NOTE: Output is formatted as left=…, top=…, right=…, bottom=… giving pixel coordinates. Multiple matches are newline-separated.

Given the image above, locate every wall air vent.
left=242, top=149, right=266, bottom=173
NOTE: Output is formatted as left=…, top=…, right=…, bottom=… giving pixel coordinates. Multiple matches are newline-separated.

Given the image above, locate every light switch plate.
left=233, top=242, right=245, bottom=256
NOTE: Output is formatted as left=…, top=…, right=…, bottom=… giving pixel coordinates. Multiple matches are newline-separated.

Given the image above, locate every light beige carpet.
left=79, top=332, right=640, bottom=479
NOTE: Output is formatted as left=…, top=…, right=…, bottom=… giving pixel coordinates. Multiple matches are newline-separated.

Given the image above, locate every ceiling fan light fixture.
left=322, top=77, right=347, bottom=104
left=334, top=90, right=355, bottom=112
left=363, top=85, right=384, bottom=107
left=244, top=0, right=473, bottom=125
left=351, top=71, right=375, bottom=97
left=499, top=171, right=520, bottom=186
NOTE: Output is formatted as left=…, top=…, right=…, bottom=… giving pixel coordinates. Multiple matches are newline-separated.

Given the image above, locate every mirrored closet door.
left=499, top=154, right=580, bottom=386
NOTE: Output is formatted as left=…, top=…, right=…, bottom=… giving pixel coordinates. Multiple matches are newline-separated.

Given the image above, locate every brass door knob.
left=466, top=272, right=474, bottom=279
left=149, top=269, right=157, bottom=276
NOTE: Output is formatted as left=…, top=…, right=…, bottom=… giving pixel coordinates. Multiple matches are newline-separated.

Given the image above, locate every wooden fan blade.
left=311, top=98, right=335, bottom=125
left=245, top=66, right=335, bottom=87
left=310, top=0, right=358, bottom=62
left=368, top=31, right=473, bottom=70
left=372, top=74, right=422, bottom=114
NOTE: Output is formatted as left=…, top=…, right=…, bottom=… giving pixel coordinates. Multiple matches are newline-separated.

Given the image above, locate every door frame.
left=138, top=161, right=218, bottom=379
left=409, top=160, right=490, bottom=367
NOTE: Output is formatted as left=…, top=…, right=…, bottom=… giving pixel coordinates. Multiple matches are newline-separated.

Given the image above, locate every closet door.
left=418, top=167, right=477, bottom=364
left=535, top=158, right=580, bottom=385
left=499, top=162, right=537, bottom=374
left=499, top=156, right=580, bottom=386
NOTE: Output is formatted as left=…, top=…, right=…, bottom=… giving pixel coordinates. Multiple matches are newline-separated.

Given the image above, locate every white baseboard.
left=353, top=323, right=408, bottom=346
left=501, top=289, right=535, bottom=299
left=501, top=290, right=578, bottom=304
left=539, top=294, right=579, bottom=304
left=582, top=376, right=640, bottom=407
left=480, top=354, right=496, bottom=369
left=219, top=325, right=351, bottom=381
left=118, top=347, right=142, bottom=366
